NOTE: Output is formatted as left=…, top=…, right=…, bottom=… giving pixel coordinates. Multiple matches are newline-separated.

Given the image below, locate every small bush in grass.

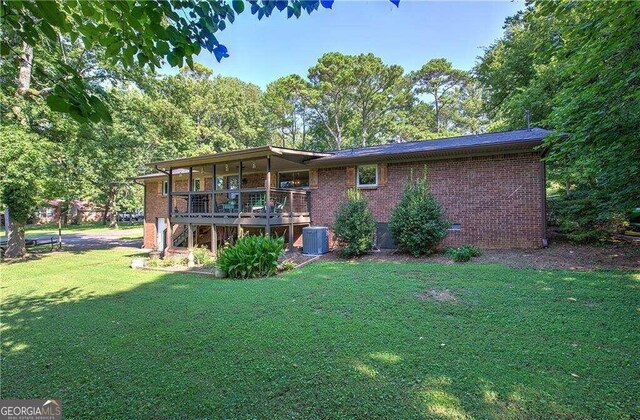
left=192, top=245, right=211, bottom=265
left=217, top=234, right=285, bottom=279
left=203, top=259, right=218, bottom=269
left=446, top=245, right=482, bottom=262
left=333, top=188, right=376, bottom=257
left=388, top=171, right=449, bottom=256
left=280, top=261, right=296, bottom=271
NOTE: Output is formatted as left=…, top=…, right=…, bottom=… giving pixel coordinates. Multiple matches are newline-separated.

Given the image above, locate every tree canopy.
left=1, top=0, right=399, bottom=122
left=475, top=0, right=640, bottom=234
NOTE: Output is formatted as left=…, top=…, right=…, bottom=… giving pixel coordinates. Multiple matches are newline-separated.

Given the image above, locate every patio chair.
left=275, top=196, right=287, bottom=213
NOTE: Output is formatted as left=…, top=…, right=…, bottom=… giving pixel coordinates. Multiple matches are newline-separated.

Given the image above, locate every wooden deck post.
left=187, top=223, right=194, bottom=267
left=167, top=168, right=173, bottom=218
left=265, top=155, right=271, bottom=236
left=288, top=223, right=294, bottom=251
left=288, top=190, right=294, bottom=251
left=238, top=160, right=243, bottom=214
left=212, top=164, right=216, bottom=214
left=211, top=223, right=217, bottom=255
left=188, top=166, right=193, bottom=215
left=165, top=217, right=171, bottom=253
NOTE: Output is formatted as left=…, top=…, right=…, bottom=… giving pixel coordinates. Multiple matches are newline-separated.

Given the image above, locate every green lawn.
left=2, top=250, right=639, bottom=418
left=2, top=221, right=143, bottom=239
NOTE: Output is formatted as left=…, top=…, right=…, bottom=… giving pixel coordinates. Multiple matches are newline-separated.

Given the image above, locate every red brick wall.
left=144, top=155, right=544, bottom=250
left=143, top=180, right=168, bottom=249
left=310, top=152, right=545, bottom=249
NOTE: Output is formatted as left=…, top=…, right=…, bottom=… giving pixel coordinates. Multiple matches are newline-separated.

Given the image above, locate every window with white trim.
left=357, top=165, right=378, bottom=187
left=162, top=181, right=169, bottom=196
left=192, top=178, right=201, bottom=192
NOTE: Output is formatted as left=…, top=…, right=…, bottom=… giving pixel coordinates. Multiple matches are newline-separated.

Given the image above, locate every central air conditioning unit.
left=302, top=226, right=329, bottom=256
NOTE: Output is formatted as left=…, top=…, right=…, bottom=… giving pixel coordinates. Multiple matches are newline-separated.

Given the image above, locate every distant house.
left=34, top=200, right=105, bottom=224
left=134, top=128, right=549, bottom=254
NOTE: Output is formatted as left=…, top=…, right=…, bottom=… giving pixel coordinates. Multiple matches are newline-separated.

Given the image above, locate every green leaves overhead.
left=232, top=0, right=245, bottom=14
left=2, top=0, right=371, bottom=123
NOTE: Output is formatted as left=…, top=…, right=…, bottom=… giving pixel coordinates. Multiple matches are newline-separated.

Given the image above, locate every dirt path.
left=321, top=241, right=640, bottom=271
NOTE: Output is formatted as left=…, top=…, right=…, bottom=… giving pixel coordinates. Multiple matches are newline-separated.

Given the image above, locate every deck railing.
left=170, top=188, right=310, bottom=219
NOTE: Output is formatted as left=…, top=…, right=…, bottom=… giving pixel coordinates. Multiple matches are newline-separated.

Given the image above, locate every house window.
left=278, top=170, right=309, bottom=189
left=162, top=181, right=169, bottom=196
left=192, top=178, right=201, bottom=192
left=357, top=165, right=378, bottom=187
left=215, top=176, right=224, bottom=190
left=228, top=175, right=239, bottom=199
left=228, top=176, right=239, bottom=190
left=449, top=223, right=461, bottom=231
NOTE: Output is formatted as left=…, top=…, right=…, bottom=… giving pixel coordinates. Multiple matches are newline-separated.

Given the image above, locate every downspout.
left=133, top=179, right=146, bottom=249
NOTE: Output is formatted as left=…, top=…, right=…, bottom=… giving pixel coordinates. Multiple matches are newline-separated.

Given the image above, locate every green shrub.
left=202, top=259, right=218, bottom=269
left=192, top=245, right=211, bottom=265
left=468, top=245, right=482, bottom=257
left=332, top=188, right=376, bottom=257
left=280, top=261, right=296, bottom=271
left=549, top=191, right=626, bottom=243
left=217, top=234, right=284, bottom=279
left=446, top=245, right=482, bottom=262
left=388, top=171, right=449, bottom=256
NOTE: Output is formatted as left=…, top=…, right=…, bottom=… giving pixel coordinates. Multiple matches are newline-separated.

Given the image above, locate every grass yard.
left=2, top=250, right=639, bottom=418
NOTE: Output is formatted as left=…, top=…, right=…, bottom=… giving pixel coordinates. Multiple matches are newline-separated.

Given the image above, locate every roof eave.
left=147, top=145, right=277, bottom=170
left=305, top=139, right=543, bottom=168
left=147, top=146, right=332, bottom=170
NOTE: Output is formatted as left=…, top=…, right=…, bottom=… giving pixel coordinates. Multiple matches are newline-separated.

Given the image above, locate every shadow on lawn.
left=2, top=265, right=639, bottom=418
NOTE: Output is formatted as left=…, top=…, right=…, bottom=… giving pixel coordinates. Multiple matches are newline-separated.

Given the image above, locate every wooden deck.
left=169, top=187, right=311, bottom=227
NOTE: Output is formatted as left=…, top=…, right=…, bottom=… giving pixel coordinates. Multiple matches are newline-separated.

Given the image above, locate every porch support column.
left=265, top=155, right=271, bottom=236
left=211, top=224, right=217, bottom=256
left=165, top=218, right=171, bottom=254
left=188, top=166, right=193, bottom=216
left=212, top=164, right=216, bottom=214
left=187, top=223, right=194, bottom=267
left=288, top=224, right=294, bottom=252
left=167, top=168, right=173, bottom=218
left=288, top=191, right=294, bottom=251
left=238, top=160, right=243, bottom=213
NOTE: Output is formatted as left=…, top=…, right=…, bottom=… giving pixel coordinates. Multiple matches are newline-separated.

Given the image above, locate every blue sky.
left=164, top=0, right=524, bottom=88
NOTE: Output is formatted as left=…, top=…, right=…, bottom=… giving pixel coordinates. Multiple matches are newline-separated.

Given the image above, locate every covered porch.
left=150, top=146, right=328, bottom=255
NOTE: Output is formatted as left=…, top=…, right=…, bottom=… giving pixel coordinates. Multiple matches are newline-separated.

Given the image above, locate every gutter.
left=304, top=139, right=544, bottom=168
left=155, top=165, right=170, bottom=176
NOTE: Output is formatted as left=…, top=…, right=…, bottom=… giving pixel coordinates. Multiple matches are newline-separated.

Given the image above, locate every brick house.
left=135, top=128, right=549, bottom=254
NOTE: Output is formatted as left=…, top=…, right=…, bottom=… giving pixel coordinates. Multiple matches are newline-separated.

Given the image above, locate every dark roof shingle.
left=309, top=128, right=551, bottom=165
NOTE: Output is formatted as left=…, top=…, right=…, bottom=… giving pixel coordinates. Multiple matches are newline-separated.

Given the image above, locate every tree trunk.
left=4, top=208, right=26, bottom=258
left=16, top=42, right=33, bottom=93
left=107, top=184, right=118, bottom=228
left=5, top=42, right=35, bottom=257
left=361, top=110, right=367, bottom=147
left=301, top=112, right=307, bottom=149
left=434, top=92, right=440, bottom=133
